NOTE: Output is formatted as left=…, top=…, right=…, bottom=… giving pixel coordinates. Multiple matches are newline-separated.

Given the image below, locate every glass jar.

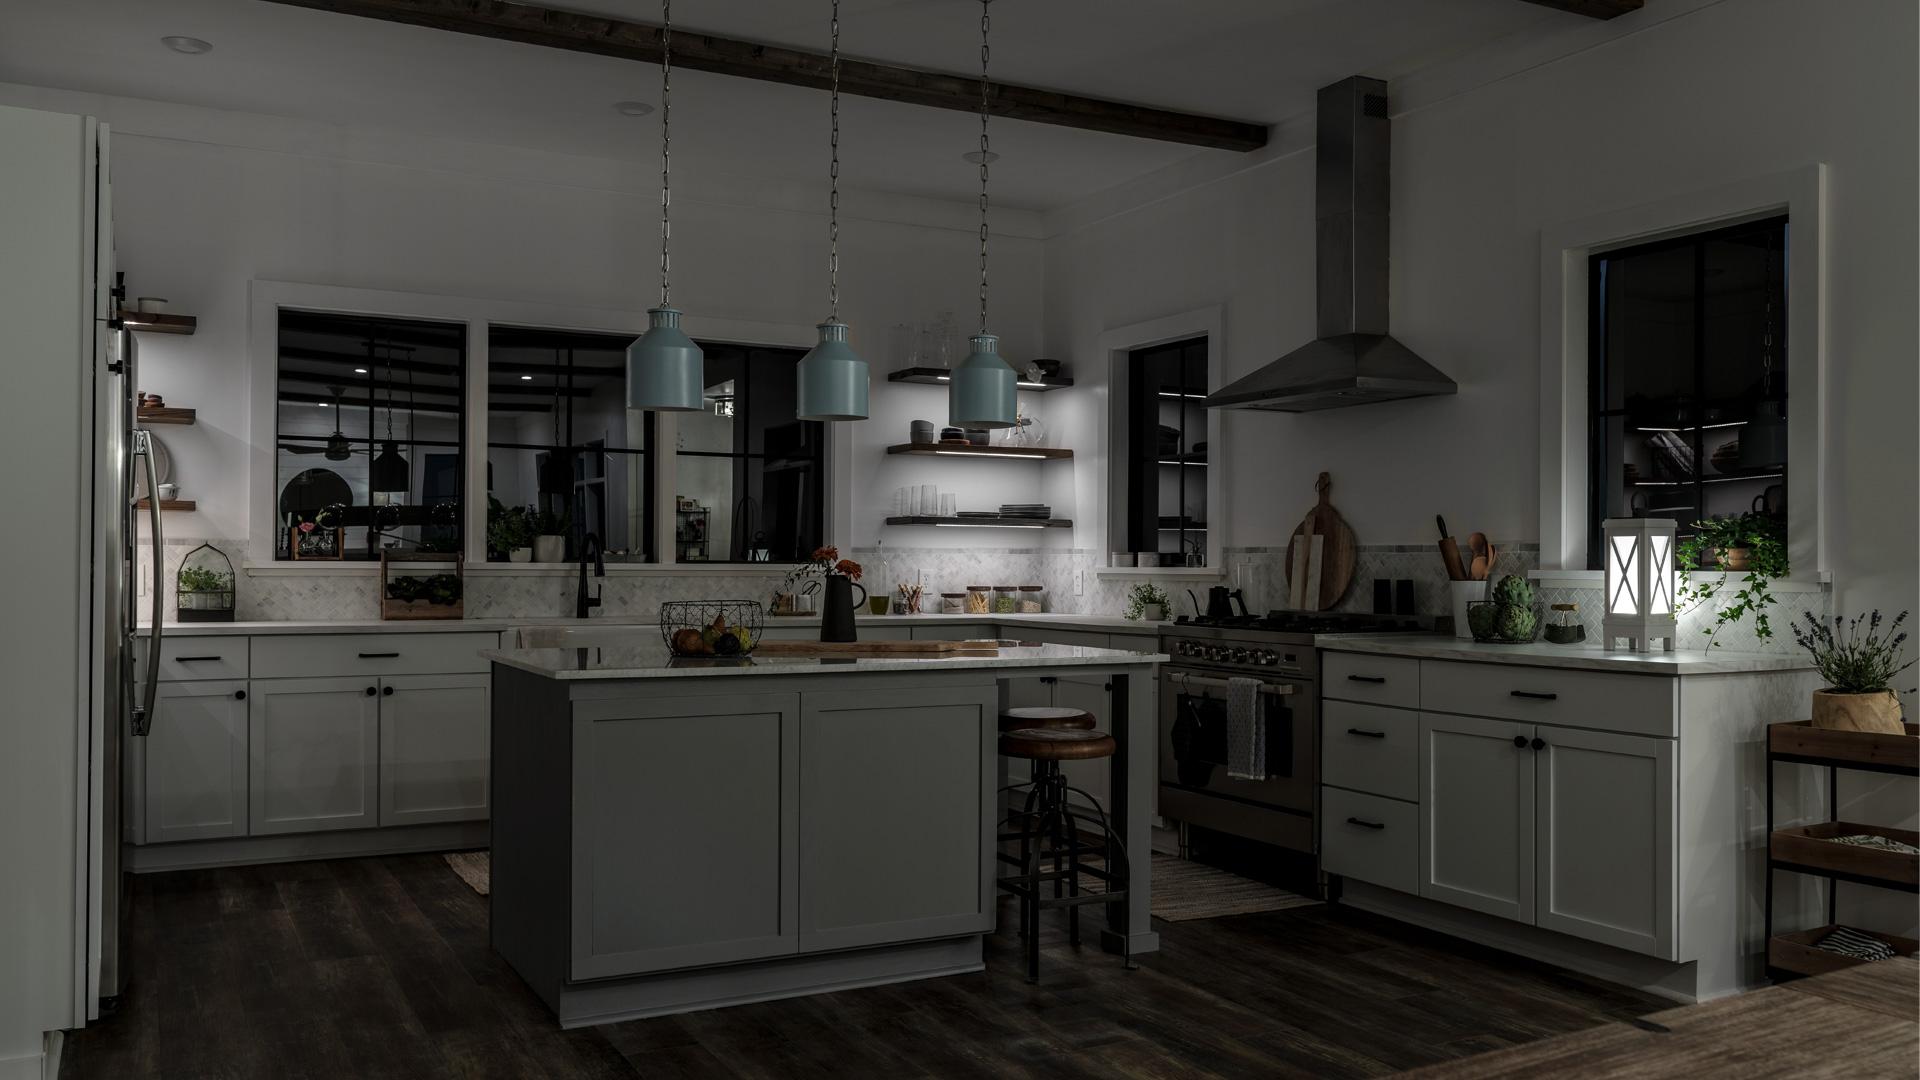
left=1545, top=602, right=1585, bottom=645
left=941, top=592, right=967, bottom=615
left=1018, top=584, right=1046, bottom=613
left=965, top=585, right=992, bottom=615
left=992, top=585, right=1018, bottom=615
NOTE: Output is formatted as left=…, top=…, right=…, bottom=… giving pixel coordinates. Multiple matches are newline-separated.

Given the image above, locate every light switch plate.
left=1073, top=568, right=1084, bottom=596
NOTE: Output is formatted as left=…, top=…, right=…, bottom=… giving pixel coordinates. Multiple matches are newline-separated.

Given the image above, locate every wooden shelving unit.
left=117, top=309, right=197, bottom=335
left=134, top=498, right=197, bottom=512
left=884, top=515, right=1071, bottom=529
left=137, top=406, right=197, bottom=426
left=885, top=366, right=1072, bottom=392
left=1765, top=720, right=1920, bottom=980
left=885, top=442, right=1071, bottom=460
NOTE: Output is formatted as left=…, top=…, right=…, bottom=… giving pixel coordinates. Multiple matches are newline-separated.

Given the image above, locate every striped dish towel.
left=1814, top=926, right=1897, bottom=963
left=1226, top=677, right=1266, bottom=781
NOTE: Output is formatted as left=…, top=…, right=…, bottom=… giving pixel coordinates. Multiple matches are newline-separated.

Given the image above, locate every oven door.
left=1159, top=667, right=1316, bottom=814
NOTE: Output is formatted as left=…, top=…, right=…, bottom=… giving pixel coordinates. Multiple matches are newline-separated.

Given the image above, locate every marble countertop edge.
left=1316, top=633, right=1808, bottom=675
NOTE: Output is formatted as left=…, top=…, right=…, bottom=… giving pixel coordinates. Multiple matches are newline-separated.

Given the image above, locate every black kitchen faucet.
left=576, top=532, right=604, bottom=618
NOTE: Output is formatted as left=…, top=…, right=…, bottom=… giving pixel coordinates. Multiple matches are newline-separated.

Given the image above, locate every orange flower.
left=811, top=546, right=839, bottom=564
left=834, top=559, right=863, bottom=581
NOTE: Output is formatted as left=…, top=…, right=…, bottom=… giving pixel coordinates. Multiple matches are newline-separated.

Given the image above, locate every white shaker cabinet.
left=379, top=673, right=492, bottom=827
left=142, top=680, right=250, bottom=843
left=1418, top=712, right=1536, bottom=924
left=1533, top=726, right=1674, bottom=958
left=248, top=676, right=381, bottom=835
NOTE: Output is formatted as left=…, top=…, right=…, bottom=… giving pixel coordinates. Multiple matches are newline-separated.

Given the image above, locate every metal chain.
left=828, top=0, right=842, bottom=321
left=659, top=0, right=673, bottom=308
left=1759, top=228, right=1775, bottom=397
left=977, top=0, right=990, bottom=334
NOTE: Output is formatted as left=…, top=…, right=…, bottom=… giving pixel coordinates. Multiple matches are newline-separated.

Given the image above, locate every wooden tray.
left=1769, top=721, right=1919, bottom=774
left=1768, top=925, right=1919, bottom=979
left=754, top=639, right=999, bottom=657
left=1772, top=822, right=1920, bottom=889
left=380, top=552, right=464, bottom=621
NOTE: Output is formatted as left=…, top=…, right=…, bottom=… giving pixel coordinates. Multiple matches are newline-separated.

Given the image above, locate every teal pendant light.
left=795, top=0, right=870, bottom=421
left=948, top=0, right=1017, bottom=430
left=626, top=0, right=705, bottom=412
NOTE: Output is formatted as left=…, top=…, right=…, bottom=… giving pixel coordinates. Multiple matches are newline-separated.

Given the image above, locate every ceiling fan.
left=278, top=385, right=371, bottom=460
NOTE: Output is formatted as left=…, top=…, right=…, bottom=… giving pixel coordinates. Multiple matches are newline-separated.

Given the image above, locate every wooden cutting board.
left=754, top=639, right=1000, bottom=657
left=1284, top=472, right=1357, bottom=611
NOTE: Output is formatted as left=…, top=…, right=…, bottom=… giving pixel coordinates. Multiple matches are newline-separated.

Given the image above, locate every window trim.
left=1536, top=165, right=1825, bottom=577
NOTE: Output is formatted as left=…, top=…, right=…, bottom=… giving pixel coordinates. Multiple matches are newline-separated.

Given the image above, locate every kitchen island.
left=482, top=639, right=1165, bottom=1027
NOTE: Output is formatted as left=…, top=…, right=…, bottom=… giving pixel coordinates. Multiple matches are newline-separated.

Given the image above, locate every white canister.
left=1111, top=552, right=1136, bottom=567
left=1450, top=580, right=1488, bottom=639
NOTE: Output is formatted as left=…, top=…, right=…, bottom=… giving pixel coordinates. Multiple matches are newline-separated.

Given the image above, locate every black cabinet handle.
left=382, top=685, right=394, bottom=697
left=1513, top=735, right=1527, bottom=747
left=1347, top=728, right=1387, bottom=739
left=1510, top=690, right=1558, bottom=701
left=1039, top=676, right=1057, bottom=685
left=174, top=655, right=223, bottom=662
left=365, top=686, right=377, bottom=696
left=233, top=689, right=246, bottom=701
left=1346, top=674, right=1387, bottom=684
left=1346, top=817, right=1386, bottom=830
left=1531, top=737, right=1547, bottom=751
left=358, top=651, right=400, bottom=659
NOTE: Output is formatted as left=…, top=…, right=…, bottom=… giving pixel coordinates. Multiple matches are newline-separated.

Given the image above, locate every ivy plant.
left=1675, top=512, right=1788, bottom=648
left=1123, top=581, right=1169, bottom=621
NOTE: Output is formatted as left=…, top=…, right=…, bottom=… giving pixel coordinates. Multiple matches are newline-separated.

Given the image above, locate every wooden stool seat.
left=998, top=706, right=1097, bottom=733
left=998, top=727, right=1116, bottom=761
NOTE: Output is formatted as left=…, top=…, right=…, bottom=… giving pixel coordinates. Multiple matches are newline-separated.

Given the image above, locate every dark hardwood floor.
left=62, top=853, right=1666, bottom=1079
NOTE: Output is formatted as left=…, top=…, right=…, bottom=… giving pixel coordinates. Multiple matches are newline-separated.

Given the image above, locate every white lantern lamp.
left=1601, top=517, right=1678, bottom=652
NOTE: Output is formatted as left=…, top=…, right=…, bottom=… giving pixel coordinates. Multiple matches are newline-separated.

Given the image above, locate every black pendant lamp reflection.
left=369, top=340, right=410, bottom=492
left=539, top=347, right=575, bottom=493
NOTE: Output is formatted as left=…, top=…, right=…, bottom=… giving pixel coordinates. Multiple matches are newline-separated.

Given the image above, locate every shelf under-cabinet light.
left=1634, top=421, right=1749, bottom=432
left=932, top=449, right=1049, bottom=459
left=1158, top=391, right=1207, bottom=400
left=1158, top=459, right=1207, bottom=467
left=1634, top=472, right=1782, bottom=487
left=926, top=373, right=1051, bottom=390
left=932, top=521, right=1048, bottom=528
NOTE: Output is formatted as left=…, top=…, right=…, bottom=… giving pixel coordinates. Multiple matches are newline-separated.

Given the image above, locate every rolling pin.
left=1437, top=515, right=1469, bottom=582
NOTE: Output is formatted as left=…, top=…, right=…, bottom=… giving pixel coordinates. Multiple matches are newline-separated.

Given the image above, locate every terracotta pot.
left=1810, top=688, right=1906, bottom=734
left=1710, top=546, right=1751, bottom=572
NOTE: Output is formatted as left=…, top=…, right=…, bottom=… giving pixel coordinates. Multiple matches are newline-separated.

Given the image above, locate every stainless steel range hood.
left=1208, top=76, right=1456, bottom=412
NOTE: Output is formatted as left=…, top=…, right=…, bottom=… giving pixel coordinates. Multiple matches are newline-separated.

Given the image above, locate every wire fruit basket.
left=660, top=600, right=765, bottom=658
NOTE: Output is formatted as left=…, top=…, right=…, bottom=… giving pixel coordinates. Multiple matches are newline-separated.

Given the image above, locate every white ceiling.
left=1, top=0, right=1582, bottom=209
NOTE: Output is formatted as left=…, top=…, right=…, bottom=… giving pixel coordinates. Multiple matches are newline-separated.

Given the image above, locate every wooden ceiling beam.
left=1516, top=0, right=1643, bottom=19
left=257, top=0, right=1269, bottom=151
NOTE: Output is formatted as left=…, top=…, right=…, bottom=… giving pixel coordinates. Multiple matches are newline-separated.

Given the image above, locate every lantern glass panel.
left=1609, top=534, right=1640, bottom=615
left=1648, top=535, right=1674, bottom=614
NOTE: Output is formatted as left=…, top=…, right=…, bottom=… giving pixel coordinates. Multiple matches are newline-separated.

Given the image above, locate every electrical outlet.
left=1073, top=568, right=1084, bottom=596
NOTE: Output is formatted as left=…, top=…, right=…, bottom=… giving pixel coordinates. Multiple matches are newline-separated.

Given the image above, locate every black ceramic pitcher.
left=819, top=576, right=868, bottom=643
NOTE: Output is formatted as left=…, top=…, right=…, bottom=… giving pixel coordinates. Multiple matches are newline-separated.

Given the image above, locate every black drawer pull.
left=1346, top=728, right=1387, bottom=739
left=1513, top=735, right=1527, bottom=747
left=1346, top=817, right=1386, bottom=830
left=365, top=686, right=377, bottom=696
left=1509, top=690, right=1558, bottom=701
left=233, top=689, right=247, bottom=701
left=1531, top=737, right=1547, bottom=751
left=1346, top=674, right=1387, bottom=684
left=174, top=655, right=223, bottom=662
left=358, top=652, right=401, bottom=659
left=382, top=685, right=395, bottom=696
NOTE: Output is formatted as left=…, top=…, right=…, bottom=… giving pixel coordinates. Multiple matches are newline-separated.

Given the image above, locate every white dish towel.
left=1226, top=676, right=1266, bottom=781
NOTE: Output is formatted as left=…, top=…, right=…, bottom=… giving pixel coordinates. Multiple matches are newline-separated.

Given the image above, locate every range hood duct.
left=1207, top=76, right=1456, bottom=412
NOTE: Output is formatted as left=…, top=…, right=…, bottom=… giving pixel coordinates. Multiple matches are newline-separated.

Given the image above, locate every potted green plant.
left=1790, top=610, right=1914, bottom=734
left=532, top=507, right=569, bottom=563
left=1676, top=512, right=1787, bottom=647
left=486, top=498, right=536, bottom=562
left=1123, top=581, right=1169, bottom=622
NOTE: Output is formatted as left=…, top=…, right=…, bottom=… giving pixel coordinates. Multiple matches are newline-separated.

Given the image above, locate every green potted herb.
left=1123, top=581, right=1169, bottom=621
left=1791, top=610, right=1913, bottom=734
left=486, top=498, right=536, bottom=562
left=1676, top=512, right=1787, bottom=647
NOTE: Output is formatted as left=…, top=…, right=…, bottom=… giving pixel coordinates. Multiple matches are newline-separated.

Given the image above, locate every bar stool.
left=996, top=726, right=1135, bottom=983
left=998, top=705, right=1096, bottom=733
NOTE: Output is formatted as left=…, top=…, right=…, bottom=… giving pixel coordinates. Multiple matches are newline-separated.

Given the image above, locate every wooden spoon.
left=1467, top=533, right=1490, bottom=581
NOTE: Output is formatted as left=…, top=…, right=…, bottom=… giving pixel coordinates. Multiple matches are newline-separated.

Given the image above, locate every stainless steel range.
left=1158, top=611, right=1425, bottom=857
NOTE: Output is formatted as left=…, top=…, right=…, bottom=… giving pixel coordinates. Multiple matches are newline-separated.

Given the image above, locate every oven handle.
left=1167, top=672, right=1296, bottom=696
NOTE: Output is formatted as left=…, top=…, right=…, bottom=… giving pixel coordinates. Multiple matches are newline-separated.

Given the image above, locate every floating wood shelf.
left=885, top=367, right=1072, bottom=392
left=137, top=407, right=197, bottom=426
left=886, top=442, right=1072, bottom=460
left=884, top=515, right=1072, bottom=529
left=134, top=499, right=197, bottom=512
left=1767, top=925, right=1919, bottom=979
left=118, top=310, right=197, bottom=335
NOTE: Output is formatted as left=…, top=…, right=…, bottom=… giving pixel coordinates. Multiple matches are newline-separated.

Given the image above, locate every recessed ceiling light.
left=354, top=367, right=368, bottom=374
left=161, top=35, right=213, bottom=55
left=315, top=402, right=330, bottom=408
left=961, top=150, right=999, bottom=165
left=520, top=374, right=533, bottom=381
left=613, top=100, right=656, bottom=117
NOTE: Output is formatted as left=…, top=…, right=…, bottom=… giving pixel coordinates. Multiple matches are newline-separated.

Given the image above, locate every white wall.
left=1045, top=0, right=1918, bottom=930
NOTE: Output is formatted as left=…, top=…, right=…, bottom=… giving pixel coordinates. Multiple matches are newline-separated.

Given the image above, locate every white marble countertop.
left=140, top=612, right=1173, bottom=637
left=483, top=642, right=1169, bottom=681
left=1318, top=633, right=1810, bottom=675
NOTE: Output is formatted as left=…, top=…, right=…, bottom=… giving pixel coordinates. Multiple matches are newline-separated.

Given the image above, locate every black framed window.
left=274, top=311, right=465, bottom=560
left=486, top=326, right=654, bottom=562
left=1588, top=216, right=1788, bottom=567
left=1125, top=337, right=1208, bottom=563
left=675, top=342, right=823, bottom=563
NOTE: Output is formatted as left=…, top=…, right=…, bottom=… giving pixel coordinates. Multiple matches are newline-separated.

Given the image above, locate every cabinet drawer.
left=141, top=636, right=249, bottom=682
left=1322, top=788, right=1418, bottom=894
left=1018, top=628, right=1108, bottom=649
left=1323, top=652, right=1419, bottom=709
left=1321, top=701, right=1417, bottom=801
left=1420, top=660, right=1676, bottom=738
left=251, top=632, right=497, bottom=679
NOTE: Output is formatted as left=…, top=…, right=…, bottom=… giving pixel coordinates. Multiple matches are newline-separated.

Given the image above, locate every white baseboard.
left=126, top=821, right=489, bottom=873
left=0, top=1036, right=52, bottom=1080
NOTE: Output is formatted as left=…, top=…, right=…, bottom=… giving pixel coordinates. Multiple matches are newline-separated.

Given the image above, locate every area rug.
left=443, top=849, right=1315, bottom=921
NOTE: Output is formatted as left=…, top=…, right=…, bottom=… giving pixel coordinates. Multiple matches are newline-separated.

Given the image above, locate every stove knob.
left=1206, top=646, right=1225, bottom=661
left=1228, top=648, right=1248, bottom=663
left=1255, top=649, right=1276, bottom=666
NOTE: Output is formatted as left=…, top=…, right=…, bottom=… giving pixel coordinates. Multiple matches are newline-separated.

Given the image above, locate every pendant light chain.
left=659, top=0, right=674, bottom=309
left=977, top=0, right=991, bottom=335
left=828, top=0, right=843, bottom=321
left=1759, top=229, right=1775, bottom=398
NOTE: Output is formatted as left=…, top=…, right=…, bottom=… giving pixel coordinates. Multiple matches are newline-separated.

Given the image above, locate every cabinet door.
left=1534, top=725, right=1675, bottom=958
left=248, top=676, right=380, bottom=836
left=143, top=680, right=249, bottom=843
left=570, top=692, right=799, bottom=979
left=1419, top=712, right=1535, bottom=922
left=379, top=673, right=490, bottom=827
left=798, top=683, right=996, bottom=952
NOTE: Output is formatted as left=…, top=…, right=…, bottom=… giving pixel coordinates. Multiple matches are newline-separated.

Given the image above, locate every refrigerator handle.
left=132, top=429, right=163, bottom=737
